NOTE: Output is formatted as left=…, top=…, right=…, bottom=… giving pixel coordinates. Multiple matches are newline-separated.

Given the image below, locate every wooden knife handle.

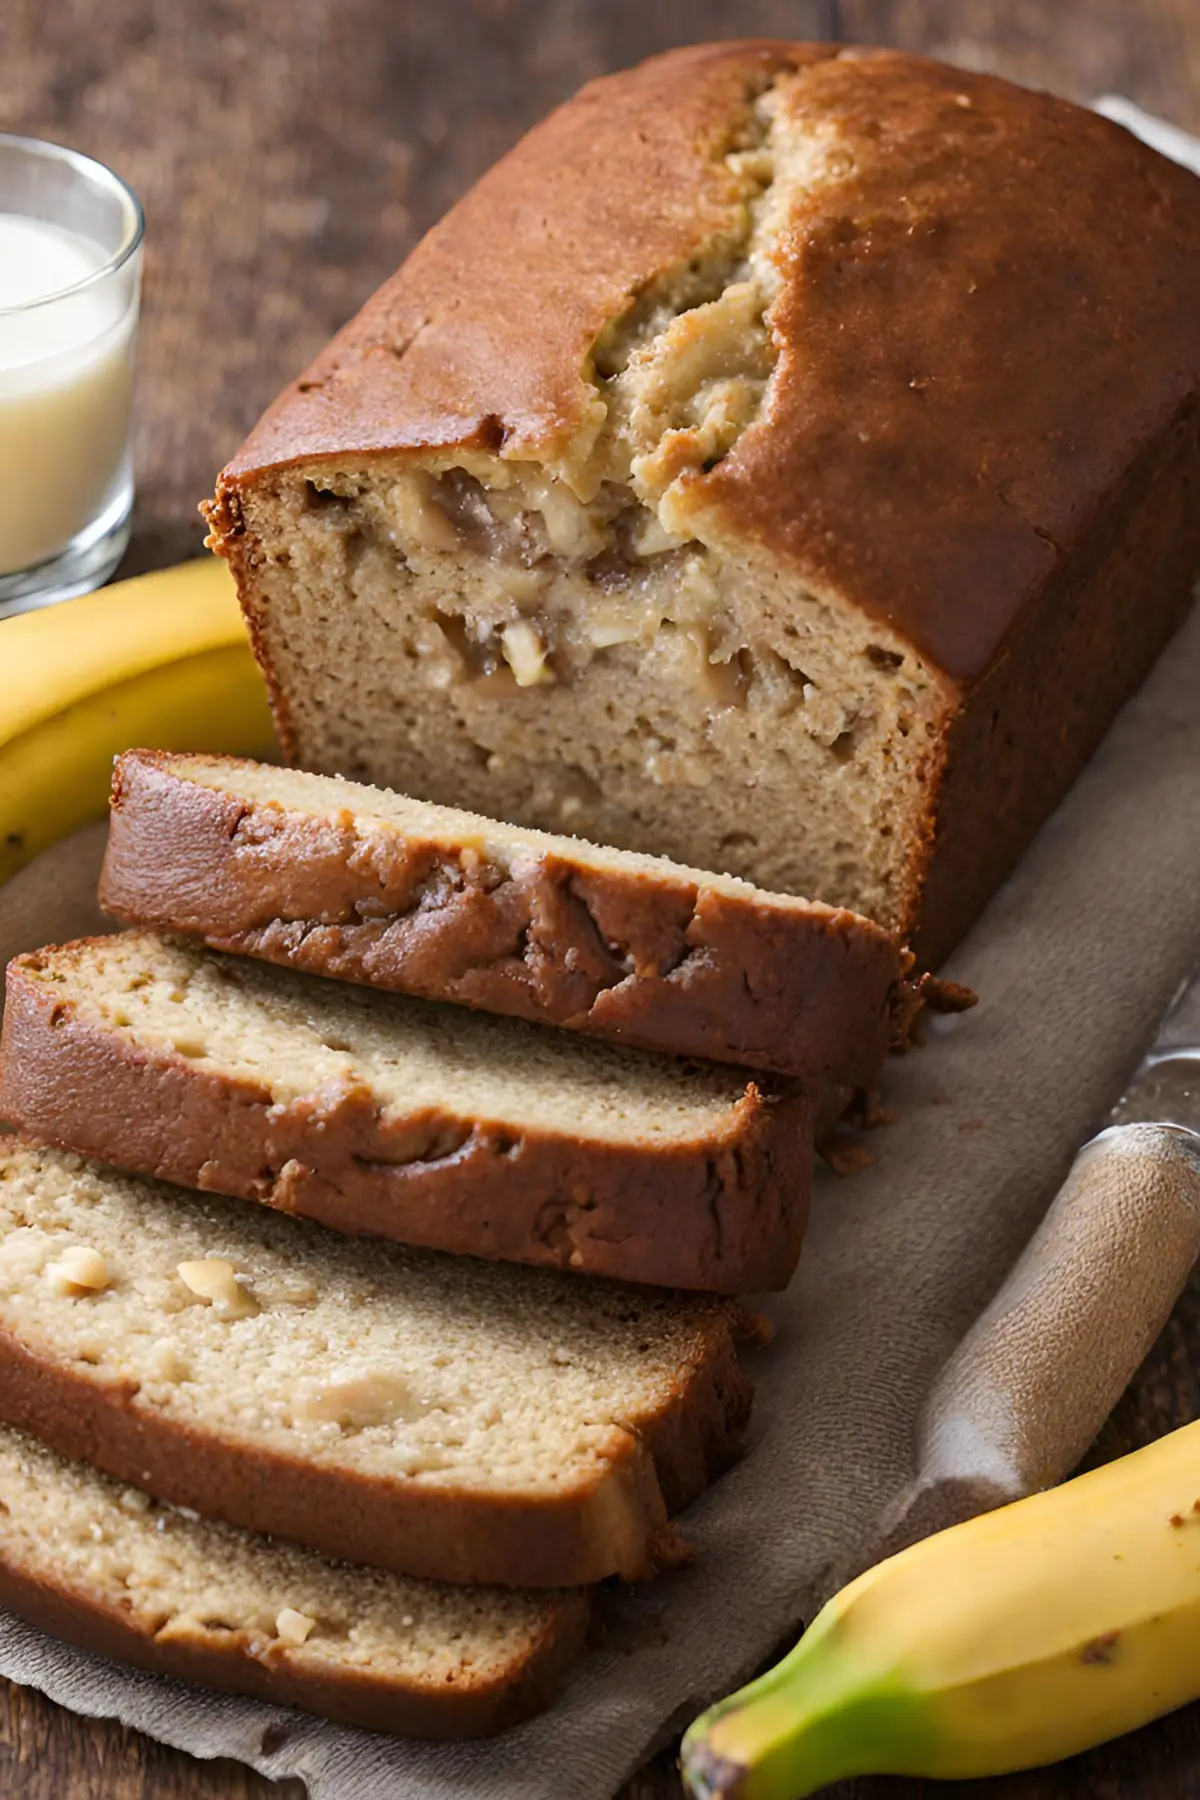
left=918, top=1121, right=1200, bottom=1501
left=860, top=1124, right=1200, bottom=1571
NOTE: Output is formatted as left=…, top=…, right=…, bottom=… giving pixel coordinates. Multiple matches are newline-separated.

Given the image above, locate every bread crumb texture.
left=0, top=1140, right=735, bottom=1496
left=25, top=932, right=757, bottom=1146
left=0, top=1424, right=569, bottom=1682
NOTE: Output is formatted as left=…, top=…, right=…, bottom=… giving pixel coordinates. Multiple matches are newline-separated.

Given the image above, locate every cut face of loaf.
left=0, top=1424, right=587, bottom=1737
left=208, top=43, right=1200, bottom=967
left=1, top=933, right=811, bottom=1293
left=0, top=1141, right=751, bottom=1587
left=101, top=749, right=911, bottom=1087
left=230, top=452, right=936, bottom=938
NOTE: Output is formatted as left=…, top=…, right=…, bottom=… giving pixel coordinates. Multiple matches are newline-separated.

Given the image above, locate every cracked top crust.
left=214, top=40, right=1200, bottom=685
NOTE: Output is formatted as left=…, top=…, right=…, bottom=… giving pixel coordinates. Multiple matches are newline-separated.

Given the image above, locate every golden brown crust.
left=0, top=1533, right=589, bottom=1738
left=912, top=397, right=1200, bottom=966
left=100, top=750, right=906, bottom=1088
left=0, top=945, right=811, bottom=1295
left=213, top=41, right=816, bottom=480
left=696, top=51, right=1200, bottom=682
left=209, top=42, right=1200, bottom=690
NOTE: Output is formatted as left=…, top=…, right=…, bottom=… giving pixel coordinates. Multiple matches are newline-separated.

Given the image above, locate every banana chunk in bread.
left=0, top=1424, right=587, bottom=1737
left=1, top=932, right=811, bottom=1293
left=206, top=44, right=1200, bottom=968
left=0, top=1141, right=751, bottom=1587
left=101, top=749, right=911, bottom=1087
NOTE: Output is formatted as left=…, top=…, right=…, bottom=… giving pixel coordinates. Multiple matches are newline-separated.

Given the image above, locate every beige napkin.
left=0, top=588, right=1195, bottom=1799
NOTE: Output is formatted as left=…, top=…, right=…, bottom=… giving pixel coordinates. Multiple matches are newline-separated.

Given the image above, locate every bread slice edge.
left=0, top=939, right=811, bottom=1293
left=0, top=1138, right=755, bottom=1586
left=101, top=748, right=906, bottom=1086
left=0, top=1423, right=588, bottom=1738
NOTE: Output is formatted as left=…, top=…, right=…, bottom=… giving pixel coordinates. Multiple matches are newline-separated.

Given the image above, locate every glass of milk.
left=0, top=135, right=143, bottom=615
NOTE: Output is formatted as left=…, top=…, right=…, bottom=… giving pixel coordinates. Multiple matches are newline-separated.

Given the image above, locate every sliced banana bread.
left=0, top=933, right=810, bottom=1293
left=100, top=749, right=911, bottom=1087
left=205, top=44, right=1200, bottom=969
left=0, top=1424, right=587, bottom=1737
left=0, top=1141, right=751, bottom=1587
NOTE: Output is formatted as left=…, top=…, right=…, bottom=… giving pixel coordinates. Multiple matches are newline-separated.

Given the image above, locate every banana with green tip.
left=0, top=556, right=276, bottom=884
left=682, top=1418, right=1200, bottom=1798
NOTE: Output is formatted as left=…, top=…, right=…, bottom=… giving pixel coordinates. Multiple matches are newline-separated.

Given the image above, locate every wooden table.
left=3, top=0, right=1199, bottom=1793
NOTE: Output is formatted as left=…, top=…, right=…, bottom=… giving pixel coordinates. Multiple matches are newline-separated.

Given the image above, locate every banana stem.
left=682, top=1615, right=860, bottom=1799
left=681, top=1603, right=930, bottom=1800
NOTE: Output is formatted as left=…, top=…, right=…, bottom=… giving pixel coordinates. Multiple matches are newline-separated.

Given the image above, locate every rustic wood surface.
left=2, top=0, right=1199, bottom=1794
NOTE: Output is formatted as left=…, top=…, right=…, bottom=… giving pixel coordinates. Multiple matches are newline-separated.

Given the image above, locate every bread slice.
left=0, top=933, right=810, bottom=1293
left=204, top=44, right=1200, bottom=970
left=0, top=1423, right=587, bottom=1737
left=100, top=749, right=910, bottom=1088
left=0, top=1140, right=751, bottom=1587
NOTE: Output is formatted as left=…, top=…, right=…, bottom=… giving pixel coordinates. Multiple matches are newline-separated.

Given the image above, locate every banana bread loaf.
left=0, top=1140, right=751, bottom=1587
left=100, top=749, right=912, bottom=1086
left=1, top=933, right=811, bottom=1293
left=205, top=42, right=1200, bottom=967
left=0, top=1424, right=587, bottom=1736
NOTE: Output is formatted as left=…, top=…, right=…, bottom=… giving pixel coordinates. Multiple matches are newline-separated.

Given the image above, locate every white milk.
left=0, top=214, right=137, bottom=573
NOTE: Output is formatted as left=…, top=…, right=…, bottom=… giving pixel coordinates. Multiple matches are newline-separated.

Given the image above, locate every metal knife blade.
left=1111, top=962, right=1200, bottom=1136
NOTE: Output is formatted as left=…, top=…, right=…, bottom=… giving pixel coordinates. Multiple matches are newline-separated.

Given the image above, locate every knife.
left=865, top=964, right=1200, bottom=1565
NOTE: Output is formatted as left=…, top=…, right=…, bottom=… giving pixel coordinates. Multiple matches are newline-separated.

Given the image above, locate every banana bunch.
left=682, top=1418, right=1200, bottom=1798
left=0, top=557, right=277, bottom=885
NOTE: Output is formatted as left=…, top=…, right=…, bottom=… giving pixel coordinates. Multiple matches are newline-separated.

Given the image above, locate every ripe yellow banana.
left=682, top=1419, right=1200, bottom=1798
left=0, top=557, right=277, bottom=885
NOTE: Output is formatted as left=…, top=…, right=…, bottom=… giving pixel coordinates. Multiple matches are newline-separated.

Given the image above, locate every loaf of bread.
left=1, top=933, right=810, bottom=1292
left=101, top=750, right=912, bottom=1086
left=206, top=42, right=1200, bottom=967
left=0, top=1140, right=751, bottom=1587
left=0, top=1424, right=587, bottom=1736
